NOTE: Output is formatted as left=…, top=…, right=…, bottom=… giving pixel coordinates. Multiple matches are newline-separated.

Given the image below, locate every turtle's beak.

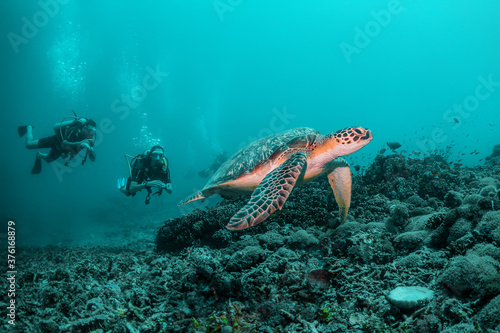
left=351, top=127, right=372, bottom=143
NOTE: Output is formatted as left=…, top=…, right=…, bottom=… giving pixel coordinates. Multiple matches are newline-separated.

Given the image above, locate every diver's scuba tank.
left=54, top=118, right=91, bottom=134
left=53, top=118, right=76, bottom=134
left=53, top=110, right=82, bottom=136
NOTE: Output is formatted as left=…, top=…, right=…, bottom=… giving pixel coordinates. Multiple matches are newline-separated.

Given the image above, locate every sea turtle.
left=179, top=127, right=373, bottom=230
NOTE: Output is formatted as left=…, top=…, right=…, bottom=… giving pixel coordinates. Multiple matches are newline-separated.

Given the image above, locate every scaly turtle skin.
left=179, top=127, right=372, bottom=230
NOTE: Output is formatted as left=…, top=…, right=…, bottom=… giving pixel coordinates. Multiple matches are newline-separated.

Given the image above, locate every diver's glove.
left=80, top=142, right=91, bottom=150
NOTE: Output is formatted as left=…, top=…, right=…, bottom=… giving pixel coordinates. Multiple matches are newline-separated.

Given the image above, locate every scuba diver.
left=118, top=145, right=172, bottom=204
left=18, top=114, right=97, bottom=174
left=198, top=151, right=227, bottom=178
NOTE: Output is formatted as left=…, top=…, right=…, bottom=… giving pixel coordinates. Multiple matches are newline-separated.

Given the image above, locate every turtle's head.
left=325, top=126, right=373, bottom=157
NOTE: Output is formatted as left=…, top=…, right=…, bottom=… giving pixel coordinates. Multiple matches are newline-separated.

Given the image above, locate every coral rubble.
left=6, top=152, right=500, bottom=332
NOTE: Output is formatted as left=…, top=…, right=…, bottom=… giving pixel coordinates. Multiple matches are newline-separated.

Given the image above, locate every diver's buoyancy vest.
left=54, top=117, right=92, bottom=141
left=130, top=153, right=168, bottom=182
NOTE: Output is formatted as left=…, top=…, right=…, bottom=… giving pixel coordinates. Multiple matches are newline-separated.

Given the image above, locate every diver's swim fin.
left=117, top=178, right=127, bottom=190
left=18, top=126, right=28, bottom=137
left=31, top=155, right=42, bottom=174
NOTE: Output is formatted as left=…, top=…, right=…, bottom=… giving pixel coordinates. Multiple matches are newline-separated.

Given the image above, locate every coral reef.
left=4, top=152, right=500, bottom=332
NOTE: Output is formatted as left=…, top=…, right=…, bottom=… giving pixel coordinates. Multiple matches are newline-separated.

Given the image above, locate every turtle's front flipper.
left=327, top=158, right=352, bottom=223
left=227, top=152, right=308, bottom=230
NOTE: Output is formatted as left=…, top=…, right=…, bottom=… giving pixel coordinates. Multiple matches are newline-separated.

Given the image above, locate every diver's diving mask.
left=85, top=126, right=96, bottom=138
left=151, top=151, right=163, bottom=159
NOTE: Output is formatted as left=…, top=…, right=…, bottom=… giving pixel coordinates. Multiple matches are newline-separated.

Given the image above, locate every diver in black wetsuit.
left=18, top=117, right=97, bottom=174
left=118, top=145, right=172, bottom=204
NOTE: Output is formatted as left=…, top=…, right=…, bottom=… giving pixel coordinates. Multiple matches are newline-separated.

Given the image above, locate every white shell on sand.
left=388, top=286, right=434, bottom=310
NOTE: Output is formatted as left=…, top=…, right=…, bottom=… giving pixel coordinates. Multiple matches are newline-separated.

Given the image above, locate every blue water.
left=1, top=0, right=499, bottom=246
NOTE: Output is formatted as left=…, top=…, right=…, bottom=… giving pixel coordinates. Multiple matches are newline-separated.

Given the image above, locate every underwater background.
left=1, top=0, right=499, bottom=247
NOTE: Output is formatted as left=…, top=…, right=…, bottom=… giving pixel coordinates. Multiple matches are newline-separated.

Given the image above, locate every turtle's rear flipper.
left=178, top=191, right=205, bottom=205
left=18, top=125, right=28, bottom=137
left=327, top=158, right=352, bottom=223
left=227, top=151, right=307, bottom=230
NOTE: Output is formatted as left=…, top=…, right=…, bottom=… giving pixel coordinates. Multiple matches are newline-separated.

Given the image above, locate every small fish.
left=453, top=118, right=460, bottom=124
left=454, top=163, right=463, bottom=167
left=379, top=148, right=387, bottom=154
left=354, top=165, right=361, bottom=172
left=387, top=142, right=402, bottom=150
